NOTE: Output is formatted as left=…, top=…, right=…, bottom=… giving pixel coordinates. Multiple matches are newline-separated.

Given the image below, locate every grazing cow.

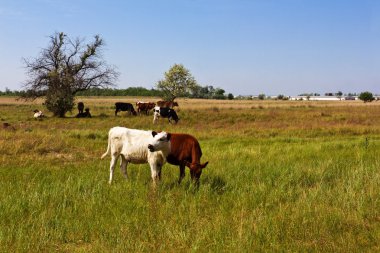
left=115, top=102, right=137, bottom=116
left=166, top=133, right=208, bottom=184
left=33, top=109, right=44, bottom=119
left=153, top=106, right=179, bottom=124
left=156, top=100, right=179, bottom=108
left=77, top=102, right=84, bottom=114
left=101, top=127, right=171, bottom=184
left=136, top=101, right=156, bottom=115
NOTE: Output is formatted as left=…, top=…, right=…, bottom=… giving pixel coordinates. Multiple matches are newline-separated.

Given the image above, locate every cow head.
left=148, top=131, right=171, bottom=152
left=185, top=161, right=209, bottom=181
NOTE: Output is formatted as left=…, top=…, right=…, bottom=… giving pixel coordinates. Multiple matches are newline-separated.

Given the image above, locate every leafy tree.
left=212, top=88, right=226, bottom=99
left=258, top=94, right=265, bottom=100
left=156, top=64, right=197, bottom=101
left=22, top=32, right=118, bottom=117
left=227, top=93, right=234, bottom=100
left=359, top=91, right=375, bottom=103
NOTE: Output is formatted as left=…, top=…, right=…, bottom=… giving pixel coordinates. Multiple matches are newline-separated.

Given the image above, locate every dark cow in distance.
left=115, top=102, right=137, bottom=116
left=76, top=108, right=92, bottom=118
left=156, top=100, right=179, bottom=108
left=153, top=106, right=179, bottom=124
left=136, top=101, right=156, bottom=115
left=166, top=133, right=208, bottom=184
left=77, top=102, right=84, bottom=114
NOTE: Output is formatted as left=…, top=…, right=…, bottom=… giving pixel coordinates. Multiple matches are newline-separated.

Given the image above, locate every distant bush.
left=359, top=91, right=375, bottom=103
left=258, top=94, right=265, bottom=100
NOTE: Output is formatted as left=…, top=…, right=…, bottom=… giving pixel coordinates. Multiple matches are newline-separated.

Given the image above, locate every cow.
left=156, top=100, right=179, bottom=108
left=153, top=106, right=179, bottom=124
left=77, top=102, right=84, bottom=114
left=166, top=133, right=208, bottom=184
left=115, top=102, right=137, bottom=116
left=136, top=101, right=156, bottom=115
left=101, top=127, right=171, bottom=185
left=33, top=109, right=44, bottom=119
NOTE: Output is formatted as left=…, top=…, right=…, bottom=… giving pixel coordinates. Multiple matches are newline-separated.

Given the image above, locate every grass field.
left=1, top=97, right=380, bottom=252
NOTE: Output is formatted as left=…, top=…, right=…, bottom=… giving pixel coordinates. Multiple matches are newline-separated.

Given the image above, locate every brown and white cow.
left=136, top=101, right=156, bottom=115
left=156, top=100, right=179, bottom=108
left=166, top=133, right=208, bottom=184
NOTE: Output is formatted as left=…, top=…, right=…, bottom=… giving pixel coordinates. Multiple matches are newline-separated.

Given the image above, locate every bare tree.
left=23, top=32, right=118, bottom=117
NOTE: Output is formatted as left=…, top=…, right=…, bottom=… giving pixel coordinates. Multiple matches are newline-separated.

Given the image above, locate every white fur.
left=153, top=106, right=160, bottom=124
left=101, top=127, right=171, bottom=184
left=33, top=110, right=44, bottom=118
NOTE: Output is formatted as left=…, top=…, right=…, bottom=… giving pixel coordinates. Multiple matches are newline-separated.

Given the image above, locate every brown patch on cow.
left=156, top=100, right=179, bottom=108
left=136, top=102, right=156, bottom=115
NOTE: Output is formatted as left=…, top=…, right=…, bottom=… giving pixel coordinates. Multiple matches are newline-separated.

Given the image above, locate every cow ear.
left=152, top=131, right=158, bottom=137
left=166, top=133, right=171, bottom=141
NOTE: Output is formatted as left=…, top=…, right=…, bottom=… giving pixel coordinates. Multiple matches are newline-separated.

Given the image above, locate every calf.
left=153, top=106, right=179, bottom=124
left=115, top=102, right=137, bottom=116
left=101, top=127, right=171, bottom=184
left=166, top=133, right=208, bottom=184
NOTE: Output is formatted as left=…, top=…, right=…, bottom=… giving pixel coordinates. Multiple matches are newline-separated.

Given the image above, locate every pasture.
left=1, top=97, right=380, bottom=252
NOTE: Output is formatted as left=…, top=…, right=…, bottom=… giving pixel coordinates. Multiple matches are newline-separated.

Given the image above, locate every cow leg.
left=109, top=155, right=118, bottom=184
left=120, top=155, right=128, bottom=180
left=115, top=109, right=118, bottom=116
left=149, top=162, right=161, bottom=185
left=178, top=164, right=185, bottom=184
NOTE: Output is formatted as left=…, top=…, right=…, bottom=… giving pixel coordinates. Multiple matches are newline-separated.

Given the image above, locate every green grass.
left=1, top=98, right=380, bottom=252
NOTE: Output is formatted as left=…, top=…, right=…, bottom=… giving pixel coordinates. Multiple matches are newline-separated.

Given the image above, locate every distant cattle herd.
left=32, top=100, right=181, bottom=123
left=32, top=99, right=181, bottom=122
left=113, top=100, right=180, bottom=124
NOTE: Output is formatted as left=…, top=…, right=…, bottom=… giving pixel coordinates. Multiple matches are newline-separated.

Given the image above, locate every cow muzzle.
left=148, top=144, right=155, bottom=152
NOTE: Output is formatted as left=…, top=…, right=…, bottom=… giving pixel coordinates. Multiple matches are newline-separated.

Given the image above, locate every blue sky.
left=0, top=0, right=379, bottom=95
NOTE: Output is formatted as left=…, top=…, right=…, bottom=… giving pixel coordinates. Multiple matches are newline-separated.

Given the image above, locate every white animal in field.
left=33, top=109, right=44, bottom=119
left=101, top=127, right=171, bottom=184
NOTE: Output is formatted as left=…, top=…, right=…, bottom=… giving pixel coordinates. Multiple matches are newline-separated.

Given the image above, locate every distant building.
left=289, top=96, right=358, bottom=101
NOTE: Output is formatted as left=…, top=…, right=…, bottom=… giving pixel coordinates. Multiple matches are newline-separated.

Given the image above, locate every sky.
left=0, top=0, right=379, bottom=96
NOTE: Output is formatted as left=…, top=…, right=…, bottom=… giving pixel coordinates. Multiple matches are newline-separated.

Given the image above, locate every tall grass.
left=0, top=97, right=379, bottom=252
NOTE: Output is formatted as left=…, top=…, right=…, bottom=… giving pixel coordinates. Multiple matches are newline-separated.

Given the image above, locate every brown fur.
left=136, top=102, right=155, bottom=115
left=156, top=100, right=179, bottom=108
left=166, top=133, right=208, bottom=184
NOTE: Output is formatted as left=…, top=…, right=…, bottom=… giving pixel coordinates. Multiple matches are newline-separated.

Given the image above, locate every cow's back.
left=167, top=133, right=202, bottom=165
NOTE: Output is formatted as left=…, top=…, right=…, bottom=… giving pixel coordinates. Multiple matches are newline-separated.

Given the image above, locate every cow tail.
left=101, top=133, right=111, bottom=159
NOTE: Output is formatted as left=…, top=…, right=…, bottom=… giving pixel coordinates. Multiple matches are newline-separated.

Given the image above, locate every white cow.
left=101, top=127, right=171, bottom=184
left=33, top=109, right=44, bottom=119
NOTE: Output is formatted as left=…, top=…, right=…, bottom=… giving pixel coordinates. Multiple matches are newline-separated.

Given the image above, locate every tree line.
left=1, top=86, right=231, bottom=99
